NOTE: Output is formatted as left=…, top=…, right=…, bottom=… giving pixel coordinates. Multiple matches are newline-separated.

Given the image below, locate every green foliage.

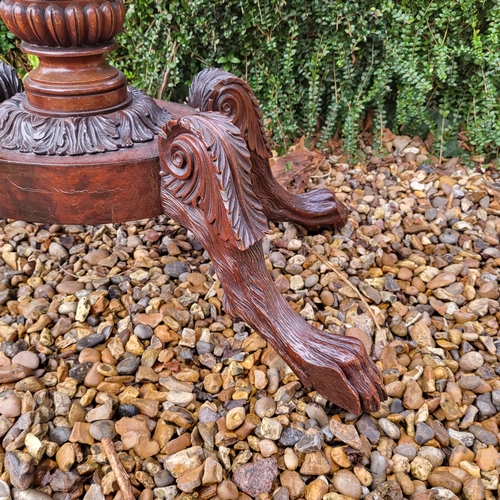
left=2, top=0, right=500, bottom=158
left=0, top=20, right=16, bottom=64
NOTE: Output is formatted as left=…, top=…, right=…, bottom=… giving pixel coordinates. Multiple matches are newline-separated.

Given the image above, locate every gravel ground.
left=0, top=135, right=500, bottom=500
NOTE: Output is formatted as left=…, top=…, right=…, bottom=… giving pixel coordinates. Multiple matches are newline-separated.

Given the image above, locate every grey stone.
left=439, top=230, right=459, bottom=245
left=356, top=414, right=380, bottom=445
left=378, top=418, right=401, bottom=440
left=295, top=430, right=323, bottom=453
left=305, top=402, right=329, bottom=428
left=476, top=393, right=497, bottom=418
left=393, top=444, right=418, bottom=461
left=198, top=406, right=219, bottom=424
left=89, top=420, right=116, bottom=441
left=50, top=470, right=79, bottom=492
left=68, top=363, right=91, bottom=384
left=491, top=390, right=500, bottom=411
left=134, top=324, right=153, bottom=340
left=385, top=275, right=400, bottom=292
left=415, top=422, right=435, bottom=445
left=278, top=426, right=304, bottom=447
left=5, top=451, right=35, bottom=490
left=154, top=469, right=175, bottom=487
left=49, top=426, right=71, bottom=446
left=76, top=333, right=105, bottom=351
left=370, top=451, right=387, bottom=488
left=116, top=404, right=139, bottom=419
left=164, top=262, right=190, bottom=278
left=468, top=424, right=498, bottom=446
left=116, top=356, right=140, bottom=375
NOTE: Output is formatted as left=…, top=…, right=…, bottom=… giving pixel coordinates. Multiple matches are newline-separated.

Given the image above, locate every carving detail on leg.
left=188, top=68, right=348, bottom=230
left=159, top=110, right=385, bottom=414
left=0, top=61, right=24, bottom=103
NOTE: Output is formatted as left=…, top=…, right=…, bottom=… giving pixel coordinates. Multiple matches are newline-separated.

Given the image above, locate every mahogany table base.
left=0, top=66, right=385, bottom=414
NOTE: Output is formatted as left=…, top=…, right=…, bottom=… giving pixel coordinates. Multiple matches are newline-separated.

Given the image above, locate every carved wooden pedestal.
left=0, top=0, right=385, bottom=414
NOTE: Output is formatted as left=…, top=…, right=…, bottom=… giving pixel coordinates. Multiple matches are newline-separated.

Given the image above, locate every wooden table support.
left=0, top=0, right=385, bottom=418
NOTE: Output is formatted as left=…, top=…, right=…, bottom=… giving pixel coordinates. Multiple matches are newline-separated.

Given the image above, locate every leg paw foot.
left=291, top=331, right=386, bottom=414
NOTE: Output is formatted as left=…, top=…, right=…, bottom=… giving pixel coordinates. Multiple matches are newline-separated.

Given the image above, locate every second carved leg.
left=188, top=68, right=348, bottom=231
left=158, top=107, right=385, bottom=414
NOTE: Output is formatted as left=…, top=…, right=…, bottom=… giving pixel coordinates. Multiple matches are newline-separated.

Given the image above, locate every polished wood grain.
left=0, top=0, right=385, bottom=412
left=0, top=0, right=125, bottom=47
left=0, top=140, right=161, bottom=224
left=159, top=100, right=385, bottom=414
left=189, top=68, right=348, bottom=230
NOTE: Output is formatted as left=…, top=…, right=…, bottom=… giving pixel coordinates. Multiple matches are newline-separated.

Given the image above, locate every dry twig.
left=101, top=438, right=135, bottom=500
left=306, top=245, right=384, bottom=339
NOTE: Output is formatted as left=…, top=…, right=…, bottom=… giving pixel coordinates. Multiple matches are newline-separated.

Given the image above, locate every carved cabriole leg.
left=158, top=109, right=385, bottom=414
left=188, top=68, right=348, bottom=231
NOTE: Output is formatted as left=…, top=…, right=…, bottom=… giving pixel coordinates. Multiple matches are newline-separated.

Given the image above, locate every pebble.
left=89, top=420, right=116, bottom=441
left=415, top=422, right=435, bottom=445
left=117, top=356, right=140, bottom=375
left=11, top=490, right=52, bottom=500
left=417, top=447, right=444, bottom=467
left=260, top=417, right=283, bottom=440
left=332, top=470, right=362, bottom=500
left=329, top=418, right=361, bottom=449
left=4, top=451, right=35, bottom=490
left=0, top=394, right=21, bottom=418
left=279, top=426, right=305, bottom=447
left=10, top=351, right=39, bottom=370
left=0, top=481, right=9, bottom=500
left=83, top=485, right=105, bottom=500
left=410, top=456, right=433, bottom=481
left=255, top=396, right=276, bottom=418
left=378, top=418, right=401, bottom=440
left=233, top=458, right=278, bottom=497
left=356, top=414, right=380, bottom=444
left=459, top=351, right=484, bottom=371
left=225, top=407, right=246, bottom=430
left=295, top=429, right=323, bottom=453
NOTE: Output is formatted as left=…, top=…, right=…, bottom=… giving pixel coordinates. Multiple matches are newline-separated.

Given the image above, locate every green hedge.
left=3, top=1, right=500, bottom=159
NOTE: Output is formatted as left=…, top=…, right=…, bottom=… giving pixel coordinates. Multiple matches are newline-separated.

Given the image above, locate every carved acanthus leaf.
left=0, top=61, right=23, bottom=103
left=188, top=68, right=271, bottom=159
left=0, top=87, right=170, bottom=155
left=159, top=112, right=268, bottom=250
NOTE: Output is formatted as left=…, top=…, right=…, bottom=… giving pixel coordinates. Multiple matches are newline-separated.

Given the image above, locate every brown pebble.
left=0, top=394, right=21, bottom=417
left=11, top=351, right=39, bottom=370
left=84, top=363, right=105, bottom=387
left=100, top=347, right=117, bottom=365
left=138, top=489, right=153, bottom=500
left=217, top=479, right=239, bottom=500
left=0, top=364, right=33, bottom=383
left=56, top=442, right=75, bottom=471
left=320, top=290, right=334, bottom=306
left=79, top=348, right=101, bottom=364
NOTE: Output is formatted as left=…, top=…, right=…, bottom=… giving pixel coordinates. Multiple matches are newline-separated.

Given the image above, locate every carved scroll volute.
left=158, top=112, right=269, bottom=251
left=0, top=61, right=23, bottom=102
left=0, top=0, right=125, bottom=47
left=189, top=68, right=272, bottom=160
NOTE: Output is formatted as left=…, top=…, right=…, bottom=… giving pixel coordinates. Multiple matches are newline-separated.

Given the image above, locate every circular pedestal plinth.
left=0, top=140, right=162, bottom=224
